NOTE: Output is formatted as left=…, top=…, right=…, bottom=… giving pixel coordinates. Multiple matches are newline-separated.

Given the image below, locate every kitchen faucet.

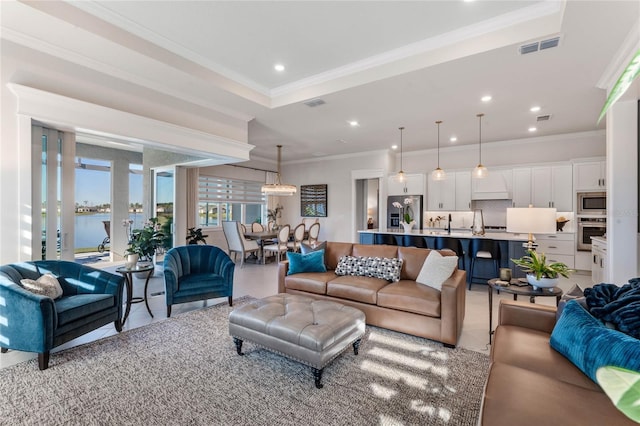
left=447, top=213, right=452, bottom=234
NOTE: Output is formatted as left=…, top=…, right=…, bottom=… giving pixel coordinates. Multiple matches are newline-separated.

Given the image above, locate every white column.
left=606, top=99, right=638, bottom=283
left=111, top=157, right=130, bottom=260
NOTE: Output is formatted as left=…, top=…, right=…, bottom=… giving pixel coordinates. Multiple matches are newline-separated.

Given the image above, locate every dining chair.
left=240, top=223, right=247, bottom=234
left=287, top=223, right=306, bottom=252
left=267, top=220, right=275, bottom=231
left=263, top=225, right=290, bottom=264
left=302, top=222, right=320, bottom=246
left=222, top=221, right=260, bottom=268
left=252, top=222, right=265, bottom=232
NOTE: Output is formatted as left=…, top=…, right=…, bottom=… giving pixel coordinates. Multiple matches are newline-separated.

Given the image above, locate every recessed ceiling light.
left=349, top=120, right=359, bottom=127
left=449, top=136, right=457, bottom=143
left=274, top=64, right=285, bottom=72
left=528, top=127, right=537, bottom=132
left=481, top=95, right=492, bottom=102
left=391, top=144, right=398, bottom=150
left=530, top=106, right=541, bottom=112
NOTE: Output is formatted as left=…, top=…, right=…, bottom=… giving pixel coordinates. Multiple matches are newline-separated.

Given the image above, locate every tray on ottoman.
left=229, top=293, right=366, bottom=388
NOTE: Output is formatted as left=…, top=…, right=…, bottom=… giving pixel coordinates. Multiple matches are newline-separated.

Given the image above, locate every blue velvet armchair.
left=0, top=260, right=124, bottom=370
left=163, top=245, right=235, bottom=317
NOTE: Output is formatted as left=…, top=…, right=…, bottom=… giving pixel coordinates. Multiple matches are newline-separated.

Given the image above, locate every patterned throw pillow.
left=335, top=255, right=403, bottom=282
left=20, top=274, right=63, bottom=299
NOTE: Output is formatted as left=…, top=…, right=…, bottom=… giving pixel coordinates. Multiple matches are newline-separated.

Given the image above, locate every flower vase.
left=402, top=221, right=415, bottom=233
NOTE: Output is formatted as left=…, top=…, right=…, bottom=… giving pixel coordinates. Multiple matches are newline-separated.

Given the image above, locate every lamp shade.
left=506, top=207, right=557, bottom=234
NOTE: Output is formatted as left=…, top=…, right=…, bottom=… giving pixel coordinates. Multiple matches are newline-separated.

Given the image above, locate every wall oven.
left=577, top=217, right=606, bottom=251
left=577, top=191, right=606, bottom=215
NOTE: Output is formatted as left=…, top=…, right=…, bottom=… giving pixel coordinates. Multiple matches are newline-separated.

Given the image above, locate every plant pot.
left=124, top=254, right=139, bottom=269
left=526, top=273, right=559, bottom=290
left=402, top=221, right=415, bottom=233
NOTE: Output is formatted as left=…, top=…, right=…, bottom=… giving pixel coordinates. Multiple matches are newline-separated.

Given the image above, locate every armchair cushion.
left=56, top=294, right=115, bottom=326
left=20, top=274, right=63, bottom=299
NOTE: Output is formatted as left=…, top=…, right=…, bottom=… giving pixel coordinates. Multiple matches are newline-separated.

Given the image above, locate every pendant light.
left=473, top=113, right=488, bottom=179
left=261, top=145, right=297, bottom=196
left=431, top=120, right=446, bottom=181
left=392, top=126, right=406, bottom=183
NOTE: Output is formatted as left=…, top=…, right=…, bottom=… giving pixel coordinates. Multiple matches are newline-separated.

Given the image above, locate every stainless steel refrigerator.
left=387, top=195, right=423, bottom=229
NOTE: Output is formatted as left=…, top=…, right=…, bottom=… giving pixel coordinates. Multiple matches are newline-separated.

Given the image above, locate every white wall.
left=279, top=152, right=390, bottom=243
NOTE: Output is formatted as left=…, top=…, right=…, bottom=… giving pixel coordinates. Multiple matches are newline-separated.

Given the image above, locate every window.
left=198, top=176, right=265, bottom=227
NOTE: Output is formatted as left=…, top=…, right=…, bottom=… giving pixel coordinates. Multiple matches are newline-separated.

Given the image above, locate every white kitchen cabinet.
left=428, top=174, right=456, bottom=211
left=591, top=237, right=607, bottom=284
left=512, top=167, right=532, bottom=207
left=535, top=232, right=575, bottom=269
left=574, top=161, right=606, bottom=191
left=388, top=173, right=425, bottom=195
left=531, top=165, right=573, bottom=211
left=454, top=171, right=472, bottom=211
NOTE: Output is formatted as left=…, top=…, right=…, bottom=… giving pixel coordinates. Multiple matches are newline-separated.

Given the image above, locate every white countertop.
left=359, top=228, right=529, bottom=241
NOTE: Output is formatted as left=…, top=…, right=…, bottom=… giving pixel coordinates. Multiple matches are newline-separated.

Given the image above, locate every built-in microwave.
left=577, top=191, right=606, bottom=215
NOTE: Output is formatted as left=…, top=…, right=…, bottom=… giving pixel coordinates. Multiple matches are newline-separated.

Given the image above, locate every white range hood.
left=471, top=170, right=513, bottom=200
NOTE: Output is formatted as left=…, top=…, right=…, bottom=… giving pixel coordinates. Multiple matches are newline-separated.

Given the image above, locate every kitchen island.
left=358, top=228, right=530, bottom=280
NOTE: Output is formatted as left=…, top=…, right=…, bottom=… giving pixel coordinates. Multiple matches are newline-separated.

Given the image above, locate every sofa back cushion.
left=352, top=244, right=398, bottom=259
left=397, top=247, right=432, bottom=280
left=324, top=242, right=354, bottom=270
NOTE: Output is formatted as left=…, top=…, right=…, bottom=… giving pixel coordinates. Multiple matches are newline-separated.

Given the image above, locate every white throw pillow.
left=20, top=273, right=63, bottom=299
left=416, top=251, right=458, bottom=291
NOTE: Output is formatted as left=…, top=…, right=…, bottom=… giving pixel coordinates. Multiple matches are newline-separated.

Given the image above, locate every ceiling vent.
left=303, top=98, right=326, bottom=107
left=519, top=36, right=561, bottom=55
left=536, top=114, right=552, bottom=122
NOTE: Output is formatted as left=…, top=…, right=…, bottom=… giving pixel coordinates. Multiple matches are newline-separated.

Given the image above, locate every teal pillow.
left=550, top=300, right=640, bottom=383
left=286, top=249, right=327, bottom=275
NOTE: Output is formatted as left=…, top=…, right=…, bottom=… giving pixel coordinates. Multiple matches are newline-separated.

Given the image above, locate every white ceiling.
left=3, top=0, right=639, bottom=162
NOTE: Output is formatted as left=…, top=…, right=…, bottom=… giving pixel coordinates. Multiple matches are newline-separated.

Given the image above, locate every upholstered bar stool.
left=434, top=237, right=465, bottom=270
left=468, top=239, right=500, bottom=290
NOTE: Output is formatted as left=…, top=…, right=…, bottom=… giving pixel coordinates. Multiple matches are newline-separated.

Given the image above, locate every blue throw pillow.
left=550, top=300, right=640, bottom=383
left=286, top=249, right=327, bottom=275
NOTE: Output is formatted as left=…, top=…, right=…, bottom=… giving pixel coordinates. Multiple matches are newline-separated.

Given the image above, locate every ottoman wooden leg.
left=353, top=338, right=362, bottom=355
left=233, top=337, right=244, bottom=355
left=313, top=367, right=324, bottom=389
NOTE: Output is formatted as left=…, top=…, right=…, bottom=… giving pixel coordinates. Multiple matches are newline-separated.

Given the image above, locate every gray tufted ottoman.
left=229, top=293, right=365, bottom=388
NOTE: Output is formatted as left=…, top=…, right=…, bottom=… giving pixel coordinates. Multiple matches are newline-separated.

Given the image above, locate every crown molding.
left=597, top=18, right=640, bottom=91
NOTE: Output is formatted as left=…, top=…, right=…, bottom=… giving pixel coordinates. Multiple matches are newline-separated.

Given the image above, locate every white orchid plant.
left=393, top=198, right=415, bottom=224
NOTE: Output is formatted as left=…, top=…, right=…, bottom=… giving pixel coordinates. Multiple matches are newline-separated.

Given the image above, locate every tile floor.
left=0, top=258, right=595, bottom=369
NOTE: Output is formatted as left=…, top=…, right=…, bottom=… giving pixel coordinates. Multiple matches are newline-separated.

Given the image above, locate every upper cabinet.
left=531, top=165, right=573, bottom=211
left=388, top=173, right=425, bottom=196
left=454, top=171, right=472, bottom=211
left=428, top=174, right=456, bottom=211
left=574, top=161, right=606, bottom=191
left=512, top=167, right=532, bottom=207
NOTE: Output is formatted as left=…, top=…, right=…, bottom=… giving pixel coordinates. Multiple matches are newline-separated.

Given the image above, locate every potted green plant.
left=186, top=227, right=208, bottom=245
left=126, top=218, right=164, bottom=264
left=267, top=204, right=283, bottom=230
left=511, top=249, right=574, bottom=290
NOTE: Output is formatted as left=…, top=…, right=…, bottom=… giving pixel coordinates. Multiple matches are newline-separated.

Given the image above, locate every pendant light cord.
left=399, top=127, right=404, bottom=171
left=477, top=113, right=484, bottom=164
left=276, top=144, right=283, bottom=184
left=436, top=120, right=442, bottom=167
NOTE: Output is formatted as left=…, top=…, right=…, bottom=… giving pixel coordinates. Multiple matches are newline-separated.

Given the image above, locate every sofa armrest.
left=0, top=280, right=56, bottom=353
left=498, top=300, right=557, bottom=334
left=277, top=261, right=289, bottom=293
left=440, top=269, right=467, bottom=346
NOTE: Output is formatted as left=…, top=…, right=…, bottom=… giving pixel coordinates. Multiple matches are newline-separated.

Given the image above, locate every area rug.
left=0, top=298, right=489, bottom=425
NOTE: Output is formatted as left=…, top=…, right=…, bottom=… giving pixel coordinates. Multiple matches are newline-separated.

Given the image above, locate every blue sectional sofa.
left=0, top=260, right=124, bottom=370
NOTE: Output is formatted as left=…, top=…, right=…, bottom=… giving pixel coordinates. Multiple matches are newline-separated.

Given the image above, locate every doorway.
left=355, top=178, right=380, bottom=233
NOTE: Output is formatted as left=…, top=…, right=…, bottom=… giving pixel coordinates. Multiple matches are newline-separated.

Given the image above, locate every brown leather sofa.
left=480, top=300, right=634, bottom=425
left=277, top=242, right=466, bottom=347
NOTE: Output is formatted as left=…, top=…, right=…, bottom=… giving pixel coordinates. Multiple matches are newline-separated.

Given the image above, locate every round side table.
left=487, top=278, right=562, bottom=344
left=116, top=264, right=155, bottom=324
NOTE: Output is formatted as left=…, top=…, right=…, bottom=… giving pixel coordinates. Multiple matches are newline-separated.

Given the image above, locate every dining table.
left=243, top=230, right=279, bottom=262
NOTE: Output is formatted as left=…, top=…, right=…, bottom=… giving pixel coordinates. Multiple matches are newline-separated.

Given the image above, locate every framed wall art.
left=300, top=184, right=327, bottom=217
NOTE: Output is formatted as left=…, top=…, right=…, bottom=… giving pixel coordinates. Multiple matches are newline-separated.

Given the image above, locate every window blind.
left=199, top=176, right=265, bottom=203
